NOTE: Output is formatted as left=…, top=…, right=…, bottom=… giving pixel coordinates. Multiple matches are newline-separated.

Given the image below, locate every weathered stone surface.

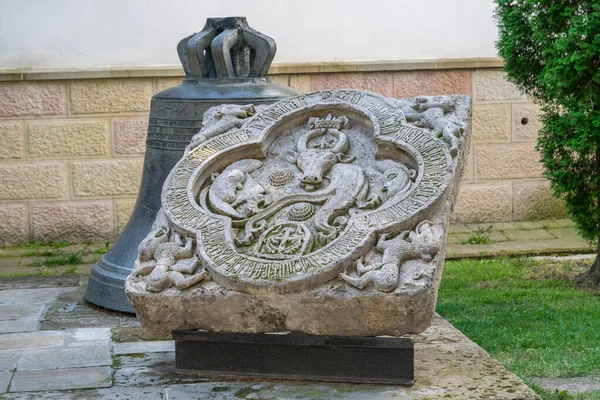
left=533, top=377, right=600, bottom=394
left=0, top=319, right=39, bottom=334
left=65, top=327, right=111, bottom=343
left=290, top=74, right=311, bottom=93
left=0, top=305, right=42, bottom=321
left=128, top=278, right=441, bottom=338
left=0, top=372, right=11, bottom=393
left=513, top=103, right=542, bottom=141
left=476, top=143, right=544, bottom=180
left=514, top=180, right=565, bottom=220
left=0, top=352, right=20, bottom=372
left=0, top=122, right=24, bottom=159
left=393, top=70, right=472, bottom=98
left=0, top=331, right=64, bottom=351
left=0, top=163, right=67, bottom=200
left=9, top=366, right=111, bottom=392
left=27, top=119, right=109, bottom=157
left=408, top=341, right=538, bottom=399
left=71, top=159, right=143, bottom=197
left=473, top=70, right=527, bottom=102
left=127, top=90, right=472, bottom=336
left=113, top=117, right=148, bottom=155
left=311, top=72, right=394, bottom=96
left=503, top=229, right=555, bottom=241
left=113, top=340, right=174, bottom=355
left=69, top=78, right=153, bottom=114
left=116, top=199, right=136, bottom=233
left=1, top=387, right=164, bottom=400
left=0, top=81, right=67, bottom=118
left=452, top=183, right=513, bottom=223
left=472, top=103, right=511, bottom=142
left=31, top=201, right=113, bottom=243
left=0, top=288, right=72, bottom=306
left=0, top=204, right=28, bottom=246
left=164, top=382, right=411, bottom=400
left=17, top=345, right=111, bottom=371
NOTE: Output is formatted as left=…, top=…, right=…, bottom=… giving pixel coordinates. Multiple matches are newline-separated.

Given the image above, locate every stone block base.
left=126, top=277, right=438, bottom=339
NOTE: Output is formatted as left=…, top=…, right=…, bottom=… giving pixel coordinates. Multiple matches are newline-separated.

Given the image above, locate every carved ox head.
left=284, top=125, right=354, bottom=192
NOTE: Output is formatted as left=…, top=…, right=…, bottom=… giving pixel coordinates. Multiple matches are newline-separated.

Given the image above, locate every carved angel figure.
left=339, top=221, right=441, bottom=292
left=186, top=104, right=256, bottom=151
left=394, top=96, right=468, bottom=156
left=132, top=227, right=208, bottom=292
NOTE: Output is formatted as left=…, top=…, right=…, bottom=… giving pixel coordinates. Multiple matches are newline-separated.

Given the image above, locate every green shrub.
left=495, top=0, right=600, bottom=283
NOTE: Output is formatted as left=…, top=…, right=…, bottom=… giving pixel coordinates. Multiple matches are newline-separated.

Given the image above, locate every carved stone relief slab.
left=126, top=90, right=472, bottom=337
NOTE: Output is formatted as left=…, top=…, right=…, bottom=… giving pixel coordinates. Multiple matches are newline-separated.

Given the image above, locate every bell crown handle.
left=177, top=17, right=276, bottom=80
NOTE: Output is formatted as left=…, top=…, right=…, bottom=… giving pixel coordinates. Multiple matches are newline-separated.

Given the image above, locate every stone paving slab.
left=113, top=366, right=201, bottom=388
left=64, top=327, right=112, bottom=347
left=164, top=382, right=412, bottom=400
left=465, top=222, right=517, bottom=231
left=503, top=229, right=556, bottom=241
left=39, top=286, right=139, bottom=331
left=0, top=386, right=165, bottom=399
left=0, top=331, right=65, bottom=351
left=0, top=371, right=11, bottom=393
left=113, top=340, right=175, bottom=355
left=0, top=319, right=38, bottom=334
left=448, top=237, right=592, bottom=258
left=0, top=275, right=83, bottom=291
left=0, top=288, right=74, bottom=306
left=445, top=219, right=593, bottom=258
left=116, top=351, right=175, bottom=369
left=0, top=305, right=43, bottom=321
left=112, top=352, right=201, bottom=388
left=0, top=351, right=20, bottom=371
left=17, top=345, right=112, bottom=371
left=9, top=366, right=112, bottom=392
left=532, top=377, right=600, bottom=394
left=449, top=230, right=508, bottom=244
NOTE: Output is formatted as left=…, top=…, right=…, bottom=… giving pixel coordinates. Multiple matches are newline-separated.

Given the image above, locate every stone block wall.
left=0, top=66, right=565, bottom=245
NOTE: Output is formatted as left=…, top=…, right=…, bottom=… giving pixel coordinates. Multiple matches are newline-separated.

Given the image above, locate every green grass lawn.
left=436, top=257, right=600, bottom=400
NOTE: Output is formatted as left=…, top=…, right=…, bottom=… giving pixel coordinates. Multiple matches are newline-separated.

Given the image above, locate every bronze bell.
left=85, top=17, right=299, bottom=312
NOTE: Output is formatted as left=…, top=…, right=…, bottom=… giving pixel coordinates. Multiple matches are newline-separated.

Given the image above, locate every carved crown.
left=308, top=114, right=349, bottom=130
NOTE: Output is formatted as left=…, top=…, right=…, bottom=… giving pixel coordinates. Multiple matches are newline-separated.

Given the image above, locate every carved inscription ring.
left=162, top=90, right=452, bottom=294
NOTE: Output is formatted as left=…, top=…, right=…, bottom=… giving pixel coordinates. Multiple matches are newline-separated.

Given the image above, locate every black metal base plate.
left=173, top=330, right=414, bottom=385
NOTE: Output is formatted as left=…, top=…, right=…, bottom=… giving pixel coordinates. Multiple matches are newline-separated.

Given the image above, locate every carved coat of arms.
left=126, top=89, right=471, bottom=337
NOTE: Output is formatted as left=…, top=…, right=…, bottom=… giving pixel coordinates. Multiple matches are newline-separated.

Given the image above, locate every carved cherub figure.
left=133, top=227, right=208, bottom=292
left=338, top=221, right=441, bottom=292
left=394, top=96, right=467, bottom=156
left=187, top=104, right=256, bottom=151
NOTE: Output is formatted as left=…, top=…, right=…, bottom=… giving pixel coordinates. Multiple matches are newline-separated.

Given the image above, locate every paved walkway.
left=0, top=275, right=539, bottom=399
left=448, top=218, right=593, bottom=259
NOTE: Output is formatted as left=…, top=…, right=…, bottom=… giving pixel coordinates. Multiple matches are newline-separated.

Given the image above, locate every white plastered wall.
left=0, top=0, right=498, bottom=69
